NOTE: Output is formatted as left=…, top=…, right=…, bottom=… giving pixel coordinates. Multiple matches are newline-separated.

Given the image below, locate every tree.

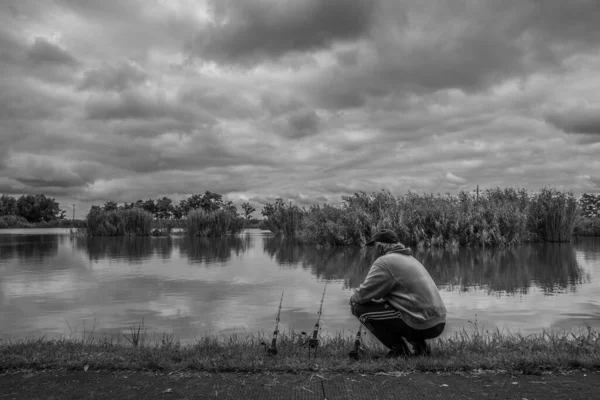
left=155, top=197, right=174, bottom=220
left=241, top=202, right=256, bottom=220
left=0, top=195, right=18, bottom=216
left=102, top=200, right=118, bottom=212
left=172, top=199, right=188, bottom=219
left=142, top=199, right=157, bottom=217
left=16, top=194, right=62, bottom=223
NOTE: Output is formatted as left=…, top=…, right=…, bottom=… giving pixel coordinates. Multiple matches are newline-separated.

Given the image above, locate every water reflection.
left=418, top=243, right=588, bottom=295
left=0, top=234, right=59, bottom=264
left=263, top=237, right=586, bottom=295
left=72, top=234, right=253, bottom=265
left=1, top=230, right=598, bottom=342
left=75, top=236, right=155, bottom=263
left=178, top=234, right=252, bottom=264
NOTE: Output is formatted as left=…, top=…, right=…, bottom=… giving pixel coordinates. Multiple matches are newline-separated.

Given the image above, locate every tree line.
left=93, top=191, right=257, bottom=221
left=0, top=194, right=65, bottom=223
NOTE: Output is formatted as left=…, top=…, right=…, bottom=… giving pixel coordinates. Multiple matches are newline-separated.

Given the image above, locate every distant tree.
left=172, top=199, right=188, bottom=219
left=142, top=199, right=157, bottom=217
left=0, top=195, right=18, bottom=216
left=102, top=200, right=118, bottom=212
left=579, top=193, right=600, bottom=218
left=241, top=202, right=256, bottom=220
left=155, top=196, right=174, bottom=219
left=184, top=191, right=225, bottom=213
left=261, top=198, right=286, bottom=217
left=16, top=194, right=62, bottom=223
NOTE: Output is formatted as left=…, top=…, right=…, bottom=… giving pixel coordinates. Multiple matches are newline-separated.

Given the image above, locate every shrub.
left=186, top=209, right=244, bottom=237
left=86, top=208, right=153, bottom=236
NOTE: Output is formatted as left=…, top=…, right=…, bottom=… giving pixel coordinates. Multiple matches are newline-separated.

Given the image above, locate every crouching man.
left=350, top=229, right=446, bottom=357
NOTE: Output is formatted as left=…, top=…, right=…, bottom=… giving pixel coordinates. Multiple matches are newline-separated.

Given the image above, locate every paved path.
left=1, top=370, right=598, bottom=399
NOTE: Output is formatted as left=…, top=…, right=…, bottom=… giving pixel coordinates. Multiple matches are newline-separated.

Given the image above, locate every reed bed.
left=86, top=208, right=153, bottom=236
left=529, top=188, right=579, bottom=242
left=267, top=187, right=584, bottom=247
left=186, top=209, right=245, bottom=237
left=1, top=324, right=598, bottom=374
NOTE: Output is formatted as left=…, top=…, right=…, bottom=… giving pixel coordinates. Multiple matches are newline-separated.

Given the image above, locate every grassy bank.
left=0, top=215, right=87, bottom=229
left=263, top=187, right=583, bottom=247
left=1, top=325, right=598, bottom=374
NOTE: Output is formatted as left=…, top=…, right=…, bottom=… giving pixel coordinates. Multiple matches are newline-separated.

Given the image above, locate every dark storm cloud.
left=27, top=37, right=78, bottom=67
left=546, top=108, right=600, bottom=136
left=78, top=62, right=148, bottom=92
left=188, top=0, right=378, bottom=64
left=306, top=0, right=600, bottom=109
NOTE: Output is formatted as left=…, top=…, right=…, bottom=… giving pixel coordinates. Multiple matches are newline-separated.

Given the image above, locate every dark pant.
left=351, top=301, right=445, bottom=355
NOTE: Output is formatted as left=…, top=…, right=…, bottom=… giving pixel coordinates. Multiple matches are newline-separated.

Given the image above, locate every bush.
left=529, top=187, right=579, bottom=242
left=186, top=209, right=244, bottom=237
left=284, top=187, right=582, bottom=247
left=86, top=208, right=153, bottom=236
left=0, top=215, right=32, bottom=228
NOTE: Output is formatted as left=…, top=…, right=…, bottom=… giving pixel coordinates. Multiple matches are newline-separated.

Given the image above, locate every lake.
left=1, top=229, right=599, bottom=343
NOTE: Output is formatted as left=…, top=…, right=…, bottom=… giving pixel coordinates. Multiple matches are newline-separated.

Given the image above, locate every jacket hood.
left=383, top=243, right=412, bottom=256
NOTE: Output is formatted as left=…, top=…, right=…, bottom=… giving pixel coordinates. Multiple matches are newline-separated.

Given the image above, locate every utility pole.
left=72, top=204, right=75, bottom=220
left=476, top=185, right=479, bottom=202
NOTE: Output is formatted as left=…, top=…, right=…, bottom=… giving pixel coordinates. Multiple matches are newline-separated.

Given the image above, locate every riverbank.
left=2, top=327, right=599, bottom=375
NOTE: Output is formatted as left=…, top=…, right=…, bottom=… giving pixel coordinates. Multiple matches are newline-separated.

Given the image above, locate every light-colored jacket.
left=350, top=244, right=447, bottom=330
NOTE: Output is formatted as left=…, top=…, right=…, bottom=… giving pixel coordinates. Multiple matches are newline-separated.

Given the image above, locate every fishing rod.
left=261, top=290, right=284, bottom=356
left=306, top=283, right=327, bottom=359
left=348, top=324, right=364, bottom=360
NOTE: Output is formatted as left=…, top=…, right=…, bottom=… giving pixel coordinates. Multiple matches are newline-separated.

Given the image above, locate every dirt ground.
left=0, top=369, right=598, bottom=399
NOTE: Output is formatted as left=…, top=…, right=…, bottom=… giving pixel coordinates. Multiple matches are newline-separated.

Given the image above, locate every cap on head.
left=365, top=229, right=399, bottom=246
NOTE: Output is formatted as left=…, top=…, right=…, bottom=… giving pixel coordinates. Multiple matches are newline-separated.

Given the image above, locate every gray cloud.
left=27, top=37, right=78, bottom=67
left=85, top=90, right=195, bottom=122
left=546, top=108, right=600, bottom=136
left=284, top=108, right=320, bottom=139
left=304, top=0, right=600, bottom=109
left=78, top=61, right=148, bottom=92
left=188, top=0, right=378, bottom=64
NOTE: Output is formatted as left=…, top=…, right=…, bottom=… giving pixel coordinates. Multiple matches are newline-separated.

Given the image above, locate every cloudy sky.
left=1, top=0, right=600, bottom=217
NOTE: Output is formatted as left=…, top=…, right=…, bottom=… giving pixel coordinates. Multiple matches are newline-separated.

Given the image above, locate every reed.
left=186, top=209, right=244, bottom=237
left=528, top=187, right=579, bottom=242
left=262, top=200, right=304, bottom=237
left=294, top=187, right=572, bottom=247
left=86, top=208, right=153, bottom=236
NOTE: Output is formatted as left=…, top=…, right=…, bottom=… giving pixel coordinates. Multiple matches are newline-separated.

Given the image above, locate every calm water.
left=1, top=229, right=599, bottom=343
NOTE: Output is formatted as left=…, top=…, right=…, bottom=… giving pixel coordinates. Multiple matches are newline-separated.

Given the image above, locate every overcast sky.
left=1, top=0, right=600, bottom=217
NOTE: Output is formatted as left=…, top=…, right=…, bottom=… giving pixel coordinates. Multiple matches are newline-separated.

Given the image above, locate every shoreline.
left=2, top=327, right=598, bottom=374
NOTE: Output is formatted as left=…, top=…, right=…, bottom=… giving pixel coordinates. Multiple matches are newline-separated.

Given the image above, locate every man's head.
left=365, top=229, right=399, bottom=247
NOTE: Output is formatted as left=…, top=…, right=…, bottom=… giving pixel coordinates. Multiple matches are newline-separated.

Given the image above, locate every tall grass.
left=186, top=209, right=244, bottom=237
left=528, top=187, right=579, bottom=242
left=1, top=325, right=599, bottom=373
left=292, top=187, right=580, bottom=247
left=262, top=202, right=304, bottom=237
left=86, top=208, right=153, bottom=236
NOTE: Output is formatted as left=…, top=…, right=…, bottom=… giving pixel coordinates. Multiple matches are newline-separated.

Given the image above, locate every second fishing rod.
left=302, top=283, right=327, bottom=359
